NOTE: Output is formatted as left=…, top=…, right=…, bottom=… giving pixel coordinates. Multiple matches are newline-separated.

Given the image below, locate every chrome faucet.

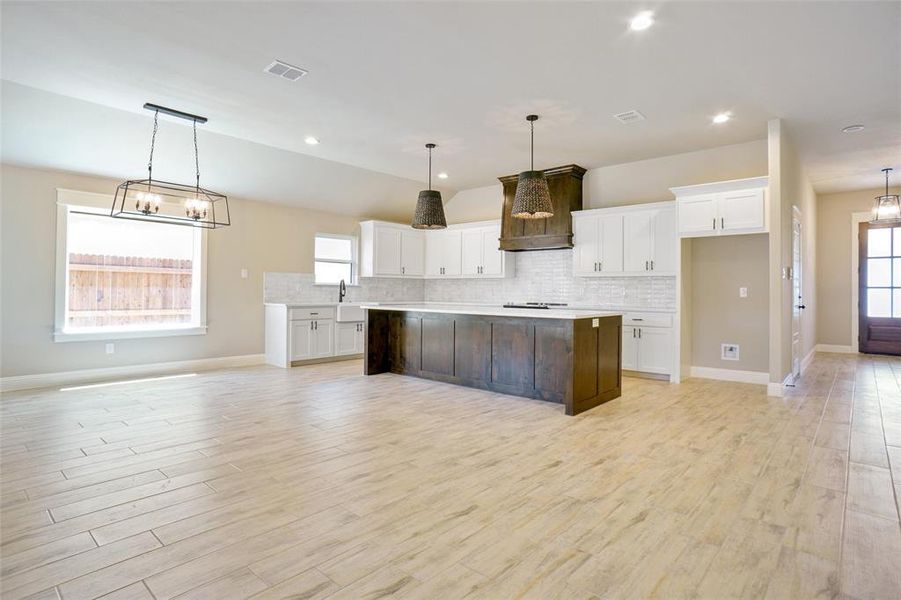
left=338, top=279, right=347, bottom=303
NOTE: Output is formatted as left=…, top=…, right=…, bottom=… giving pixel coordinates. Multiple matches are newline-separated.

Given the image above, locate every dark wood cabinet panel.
left=421, top=317, right=455, bottom=376
left=491, top=321, right=535, bottom=389
left=454, top=318, right=492, bottom=382
left=498, top=164, right=586, bottom=251
left=366, top=309, right=622, bottom=416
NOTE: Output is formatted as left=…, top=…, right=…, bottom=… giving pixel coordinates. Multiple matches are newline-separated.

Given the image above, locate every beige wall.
left=816, top=186, right=901, bottom=347
left=444, top=139, right=768, bottom=223
left=1, top=163, right=360, bottom=378
left=690, top=235, right=769, bottom=372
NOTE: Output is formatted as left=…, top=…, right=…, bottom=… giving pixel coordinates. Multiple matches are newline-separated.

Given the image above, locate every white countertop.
left=359, top=303, right=622, bottom=320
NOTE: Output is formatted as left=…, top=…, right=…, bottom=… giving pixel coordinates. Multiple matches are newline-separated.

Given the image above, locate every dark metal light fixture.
left=411, top=143, right=447, bottom=230
left=872, top=168, right=900, bottom=222
left=511, top=114, right=553, bottom=219
left=112, top=103, right=230, bottom=229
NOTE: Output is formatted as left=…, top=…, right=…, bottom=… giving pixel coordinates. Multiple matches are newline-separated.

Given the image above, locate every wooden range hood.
left=498, top=164, right=586, bottom=251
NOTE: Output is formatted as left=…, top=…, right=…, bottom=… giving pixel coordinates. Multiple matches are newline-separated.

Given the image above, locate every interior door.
left=400, top=231, right=424, bottom=276
left=480, top=226, right=504, bottom=276
left=719, top=189, right=765, bottom=231
left=374, top=227, right=402, bottom=276
left=460, top=228, right=482, bottom=276
left=599, top=215, right=624, bottom=273
left=573, top=216, right=600, bottom=275
left=859, top=221, right=901, bottom=355
left=649, top=209, right=676, bottom=274
left=623, top=212, right=652, bottom=272
left=791, top=210, right=803, bottom=381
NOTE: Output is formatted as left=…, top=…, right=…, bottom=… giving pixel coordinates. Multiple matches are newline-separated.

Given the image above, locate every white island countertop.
left=359, top=303, right=622, bottom=320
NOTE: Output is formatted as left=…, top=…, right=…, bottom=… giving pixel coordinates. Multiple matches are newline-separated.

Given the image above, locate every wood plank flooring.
left=1, top=353, right=900, bottom=599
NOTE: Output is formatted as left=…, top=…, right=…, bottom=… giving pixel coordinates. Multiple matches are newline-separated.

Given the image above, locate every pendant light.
left=511, top=114, right=553, bottom=219
left=872, top=168, right=900, bottom=222
left=112, top=103, right=230, bottom=229
left=411, top=143, right=447, bottom=229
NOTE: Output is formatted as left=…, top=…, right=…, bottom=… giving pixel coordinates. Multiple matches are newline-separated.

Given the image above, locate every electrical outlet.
left=721, top=343, right=739, bottom=361
left=240, top=268, right=248, bottom=279
left=105, top=343, right=115, bottom=355
left=739, top=287, right=748, bottom=298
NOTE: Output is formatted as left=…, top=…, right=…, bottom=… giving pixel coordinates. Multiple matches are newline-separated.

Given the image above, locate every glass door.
left=859, top=222, right=901, bottom=355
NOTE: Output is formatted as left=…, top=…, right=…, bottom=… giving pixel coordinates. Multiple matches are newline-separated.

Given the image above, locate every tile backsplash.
left=265, top=249, right=675, bottom=310
left=424, top=249, right=676, bottom=309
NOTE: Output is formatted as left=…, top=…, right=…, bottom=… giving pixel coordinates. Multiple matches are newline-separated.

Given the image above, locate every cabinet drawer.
left=623, top=312, right=672, bottom=327
left=289, top=307, right=335, bottom=321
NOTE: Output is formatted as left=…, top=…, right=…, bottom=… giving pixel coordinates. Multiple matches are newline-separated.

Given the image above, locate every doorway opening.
left=858, top=220, right=901, bottom=355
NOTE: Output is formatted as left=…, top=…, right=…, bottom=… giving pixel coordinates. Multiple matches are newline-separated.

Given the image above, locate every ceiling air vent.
left=614, top=110, right=646, bottom=124
left=264, top=60, right=308, bottom=81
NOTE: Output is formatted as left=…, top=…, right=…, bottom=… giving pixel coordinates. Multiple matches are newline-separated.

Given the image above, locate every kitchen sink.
left=336, top=303, right=367, bottom=322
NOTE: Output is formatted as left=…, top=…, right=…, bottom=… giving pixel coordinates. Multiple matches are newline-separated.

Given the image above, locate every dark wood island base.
left=364, top=308, right=622, bottom=416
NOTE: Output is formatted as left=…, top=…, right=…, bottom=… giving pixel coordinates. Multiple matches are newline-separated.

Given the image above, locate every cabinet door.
left=636, top=327, right=673, bottom=374
left=719, top=189, right=765, bottom=232
left=424, top=233, right=443, bottom=277
left=354, top=323, right=366, bottom=354
left=599, top=215, right=624, bottom=273
left=650, top=208, right=676, bottom=274
left=460, top=228, right=482, bottom=276
left=480, top=226, right=504, bottom=276
left=623, top=212, right=652, bottom=272
left=400, top=230, right=424, bottom=276
left=573, top=216, right=600, bottom=275
left=678, top=195, right=718, bottom=236
left=312, top=320, right=334, bottom=357
left=374, top=227, right=402, bottom=276
left=290, top=320, right=313, bottom=360
left=335, top=322, right=359, bottom=355
left=443, top=230, right=462, bottom=276
left=621, top=327, right=639, bottom=370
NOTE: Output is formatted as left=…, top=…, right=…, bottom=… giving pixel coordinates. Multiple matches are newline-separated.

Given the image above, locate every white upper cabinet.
left=671, top=176, right=768, bottom=238
left=362, top=220, right=511, bottom=280
left=573, top=203, right=674, bottom=277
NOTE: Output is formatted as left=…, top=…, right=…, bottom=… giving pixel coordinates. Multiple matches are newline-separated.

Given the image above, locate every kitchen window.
left=54, top=197, right=207, bottom=342
left=314, top=234, right=356, bottom=284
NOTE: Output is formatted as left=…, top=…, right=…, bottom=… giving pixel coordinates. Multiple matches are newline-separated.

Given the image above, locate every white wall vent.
left=264, top=60, right=308, bottom=81
left=614, top=110, right=646, bottom=124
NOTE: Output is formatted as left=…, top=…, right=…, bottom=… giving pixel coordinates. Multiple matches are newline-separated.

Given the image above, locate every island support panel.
left=364, top=310, right=622, bottom=415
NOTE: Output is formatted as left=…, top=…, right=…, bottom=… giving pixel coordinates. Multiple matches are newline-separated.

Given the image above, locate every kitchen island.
left=361, top=304, right=622, bottom=416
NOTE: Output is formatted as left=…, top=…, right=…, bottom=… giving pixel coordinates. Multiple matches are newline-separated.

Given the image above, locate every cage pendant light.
left=411, top=143, right=447, bottom=229
left=511, top=114, right=553, bottom=219
left=871, top=168, right=900, bottom=223
left=111, top=103, right=230, bottom=229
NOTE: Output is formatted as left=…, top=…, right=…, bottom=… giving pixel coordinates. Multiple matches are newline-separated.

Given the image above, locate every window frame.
left=54, top=189, right=208, bottom=342
left=313, top=233, right=358, bottom=285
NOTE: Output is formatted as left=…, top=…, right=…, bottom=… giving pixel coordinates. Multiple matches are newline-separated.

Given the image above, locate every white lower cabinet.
left=291, top=319, right=334, bottom=360
left=620, top=313, right=674, bottom=376
left=336, top=321, right=365, bottom=356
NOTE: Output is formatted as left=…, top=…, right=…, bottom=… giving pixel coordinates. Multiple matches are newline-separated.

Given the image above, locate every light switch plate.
left=105, top=343, right=115, bottom=355
left=739, top=287, right=748, bottom=298
left=240, top=268, right=248, bottom=279
left=592, top=318, right=599, bottom=327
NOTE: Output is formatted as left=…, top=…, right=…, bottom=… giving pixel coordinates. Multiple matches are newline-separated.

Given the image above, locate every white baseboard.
left=0, top=354, right=265, bottom=393
left=815, top=344, right=857, bottom=354
left=801, top=348, right=816, bottom=374
left=690, top=366, right=769, bottom=385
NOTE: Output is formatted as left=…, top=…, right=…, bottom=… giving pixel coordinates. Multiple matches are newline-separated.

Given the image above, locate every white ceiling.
left=2, top=1, right=899, bottom=206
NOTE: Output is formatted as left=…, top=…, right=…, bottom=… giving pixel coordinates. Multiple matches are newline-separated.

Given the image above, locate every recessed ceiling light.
left=304, top=136, right=320, bottom=145
left=842, top=124, right=865, bottom=133
left=712, top=112, right=732, bottom=125
left=629, top=11, right=655, bottom=31
left=437, top=172, right=448, bottom=179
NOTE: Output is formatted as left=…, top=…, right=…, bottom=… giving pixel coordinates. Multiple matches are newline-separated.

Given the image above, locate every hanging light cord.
left=428, top=145, right=432, bottom=191
left=530, top=118, right=535, bottom=171
left=147, top=110, right=159, bottom=181
left=193, top=120, right=200, bottom=192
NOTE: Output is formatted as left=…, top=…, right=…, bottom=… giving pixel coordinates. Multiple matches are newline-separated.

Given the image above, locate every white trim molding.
left=801, top=347, right=816, bottom=374
left=815, top=344, right=857, bottom=354
left=690, top=366, right=769, bottom=385
left=850, top=211, right=870, bottom=353
left=0, top=354, right=265, bottom=393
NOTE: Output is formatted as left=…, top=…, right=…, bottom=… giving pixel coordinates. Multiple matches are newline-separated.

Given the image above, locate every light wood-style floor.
left=2, top=353, right=900, bottom=600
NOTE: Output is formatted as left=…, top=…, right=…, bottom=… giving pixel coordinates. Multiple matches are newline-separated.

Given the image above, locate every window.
left=865, top=225, right=901, bottom=318
left=314, top=234, right=356, bottom=284
left=55, top=200, right=206, bottom=342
